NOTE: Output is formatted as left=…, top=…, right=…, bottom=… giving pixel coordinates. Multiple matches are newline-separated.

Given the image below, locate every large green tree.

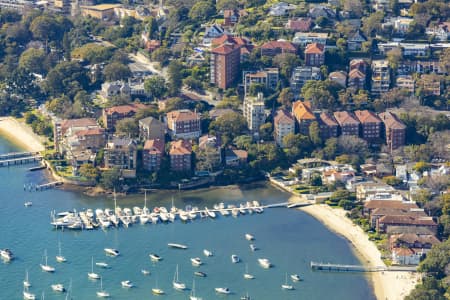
left=144, top=76, right=168, bottom=100
left=103, top=62, right=132, bottom=81
left=209, top=111, right=247, bottom=145
left=167, top=60, right=184, bottom=96
left=19, top=48, right=46, bottom=74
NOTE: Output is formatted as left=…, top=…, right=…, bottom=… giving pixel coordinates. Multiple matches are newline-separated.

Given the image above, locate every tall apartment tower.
left=243, top=93, right=266, bottom=132
left=210, top=43, right=240, bottom=90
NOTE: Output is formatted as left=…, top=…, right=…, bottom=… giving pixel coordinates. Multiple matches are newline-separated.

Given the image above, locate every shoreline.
left=0, top=117, right=45, bottom=152
left=296, top=200, right=420, bottom=300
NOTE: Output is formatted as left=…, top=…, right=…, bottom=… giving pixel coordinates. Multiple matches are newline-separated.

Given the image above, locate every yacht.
left=219, top=208, right=230, bottom=216
left=51, top=284, right=65, bottom=292
left=205, top=207, right=216, bottom=218
left=239, top=204, right=247, bottom=214
left=241, top=294, right=251, bottom=300
left=95, top=262, right=109, bottom=268
left=152, top=288, right=164, bottom=295
left=203, top=249, right=213, bottom=257
left=190, top=257, right=202, bottom=266
left=231, top=207, right=239, bottom=217
left=172, top=264, right=186, bottom=290
left=121, top=280, right=134, bottom=288
left=150, top=213, right=159, bottom=224
left=258, top=258, right=272, bottom=269
left=250, top=244, right=257, bottom=251
left=149, top=253, right=162, bottom=261
left=159, top=211, right=169, bottom=222
left=282, top=273, right=294, bottom=290
left=23, top=270, right=31, bottom=288
left=88, top=257, right=101, bottom=280
left=243, top=264, right=254, bottom=280
left=194, top=271, right=207, bottom=277
left=168, top=212, right=176, bottom=222
left=104, top=248, right=119, bottom=257
left=190, top=279, right=203, bottom=300
left=96, top=278, right=110, bottom=298
left=56, top=242, right=66, bottom=263
left=231, top=254, right=240, bottom=263
left=178, top=210, right=189, bottom=222
left=245, top=233, right=254, bottom=241
left=0, top=248, right=14, bottom=261
left=86, top=209, right=94, bottom=218
left=40, top=250, right=55, bottom=272
left=168, top=243, right=188, bottom=249
left=24, top=201, right=33, bottom=207
left=139, top=214, right=149, bottom=225
left=188, top=210, right=197, bottom=220
left=291, top=274, right=301, bottom=282
left=215, top=287, right=230, bottom=294
left=141, top=269, right=150, bottom=275
left=254, top=206, right=264, bottom=214
left=132, top=206, right=142, bottom=216
left=23, top=287, right=36, bottom=300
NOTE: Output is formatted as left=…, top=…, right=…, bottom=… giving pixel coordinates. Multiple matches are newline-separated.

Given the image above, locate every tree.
left=19, top=48, right=46, bottom=74
left=115, top=118, right=138, bottom=137
left=259, top=122, right=273, bottom=141
left=30, top=15, right=59, bottom=43
left=301, top=80, right=339, bottom=109
left=71, top=43, right=114, bottom=64
left=382, top=175, right=402, bottom=186
left=195, top=146, right=221, bottom=171
left=78, top=163, right=100, bottom=182
left=439, top=48, right=450, bottom=74
left=234, top=135, right=253, bottom=150
left=144, top=76, right=167, bottom=100
left=273, top=53, right=301, bottom=79
left=216, top=0, right=239, bottom=11
left=282, top=133, right=312, bottom=161
left=309, top=121, right=322, bottom=146
left=413, top=161, right=430, bottom=173
left=310, top=173, right=322, bottom=186
left=103, top=62, right=131, bottom=81
left=100, top=168, right=121, bottom=190
left=386, top=47, right=403, bottom=70
left=189, top=1, right=215, bottom=23
left=341, top=0, right=363, bottom=17
left=277, top=88, right=294, bottom=108
left=167, top=60, right=184, bottom=96
left=209, top=111, right=247, bottom=145
left=44, top=61, right=89, bottom=98
left=362, top=11, right=384, bottom=37
left=151, top=47, right=172, bottom=66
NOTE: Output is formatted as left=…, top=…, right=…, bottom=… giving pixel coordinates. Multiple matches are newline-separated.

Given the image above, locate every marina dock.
left=0, top=155, right=42, bottom=167
left=310, top=262, right=417, bottom=273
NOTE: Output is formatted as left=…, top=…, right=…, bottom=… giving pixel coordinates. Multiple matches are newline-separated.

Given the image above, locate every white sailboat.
left=281, top=273, right=294, bottom=290
left=56, top=242, right=66, bottom=263
left=243, top=263, right=254, bottom=280
left=88, top=257, right=100, bottom=280
left=23, top=286, right=36, bottom=300
left=172, top=264, right=186, bottom=290
left=152, top=278, right=164, bottom=295
left=190, top=279, right=203, bottom=300
left=23, top=270, right=31, bottom=288
left=40, top=250, right=55, bottom=272
left=96, top=277, right=110, bottom=298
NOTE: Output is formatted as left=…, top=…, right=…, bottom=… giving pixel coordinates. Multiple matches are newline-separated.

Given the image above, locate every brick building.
left=333, top=111, right=360, bottom=136
left=274, top=109, right=295, bottom=147
left=210, top=43, right=241, bottom=89
left=169, top=140, right=192, bottom=172
left=102, top=103, right=147, bottom=131
left=318, top=112, right=339, bottom=140
left=142, top=138, right=164, bottom=172
left=379, top=112, right=406, bottom=150
left=166, top=109, right=201, bottom=139
left=355, top=110, right=382, bottom=141
left=304, top=43, right=325, bottom=67
left=292, top=101, right=316, bottom=135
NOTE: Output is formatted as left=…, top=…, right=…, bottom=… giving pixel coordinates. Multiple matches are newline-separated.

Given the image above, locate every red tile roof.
left=75, top=128, right=104, bottom=137
left=305, top=43, right=325, bottom=54
left=61, top=118, right=97, bottom=130
left=274, top=109, right=295, bottom=125
left=286, top=18, right=312, bottom=31
left=104, top=103, right=147, bottom=115
left=170, top=140, right=192, bottom=155
left=144, top=138, right=165, bottom=154
left=379, top=215, right=437, bottom=226
left=292, top=101, right=315, bottom=121
left=349, top=69, right=365, bottom=79
left=355, top=110, right=382, bottom=124
left=364, top=200, right=418, bottom=210
left=167, top=109, right=200, bottom=123
left=319, top=112, right=338, bottom=126
left=333, top=111, right=360, bottom=126
left=379, top=112, right=406, bottom=130
left=260, top=40, right=296, bottom=52
left=211, top=43, right=240, bottom=55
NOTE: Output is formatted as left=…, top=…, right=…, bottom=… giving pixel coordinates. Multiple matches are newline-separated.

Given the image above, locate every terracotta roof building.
left=210, top=43, right=241, bottom=89
left=304, top=43, right=325, bottom=67
left=285, top=18, right=312, bottom=32
left=225, top=148, right=248, bottom=167
left=328, top=71, right=347, bottom=88
left=169, top=140, right=192, bottom=172
left=379, top=112, right=406, bottom=150
left=333, top=111, right=360, bottom=136
left=292, top=101, right=316, bottom=135
left=166, top=109, right=201, bottom=139
left=355, top=110, right=382, bottom=141
left=348, top=69, right=366, bottom=91
left=142, top=138, right=164, bottom=172
left=378, top=215, right=437, bottom=234
left=274, top=109, right=295, bottom=147
left=318, top=112, right=339, bottom=140
left=53, top=118, right=99, bottom=154
left=260, top=40, right=297, bottom=56
left=102, top=103, right=147, bottom=131
left=243, top=68, right=279, bottom=95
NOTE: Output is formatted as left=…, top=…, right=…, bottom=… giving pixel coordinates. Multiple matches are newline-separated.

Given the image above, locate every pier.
left=310, top=262, right=417, bottom=273
left=0, top=155, right=43, bottom=167
left=36, top=181, right=63, bottom=190
left=0, top=151, right=40, bottom=160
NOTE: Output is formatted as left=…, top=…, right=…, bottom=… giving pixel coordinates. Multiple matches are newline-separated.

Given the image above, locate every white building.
left=274, top=109, right=295, bottom=147
left=371, top=60, right=390, bottom=96
left=243, top=93, right=266, bottom=132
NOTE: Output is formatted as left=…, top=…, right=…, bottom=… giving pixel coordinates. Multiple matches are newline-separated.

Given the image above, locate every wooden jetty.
left=310, top=262, right=417, bottom=273
left=0, top=155, right=42, bottom=167
left=36, top=181, right=63, bottom=190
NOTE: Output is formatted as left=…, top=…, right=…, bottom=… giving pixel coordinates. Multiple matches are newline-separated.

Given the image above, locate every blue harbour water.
left=0, top=136, right=375, bottom=300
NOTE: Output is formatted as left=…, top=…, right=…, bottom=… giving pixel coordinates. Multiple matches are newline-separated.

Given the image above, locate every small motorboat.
left=194, top=271, right=207, bottom=277
left=291, top=274, right=301, bottom=282
left=231, top=254, right=240, bottom=263
left=51, top=283, right=65, bottom=292
left=0, top=248, right=14, bottom=261
left=141, top=269, right=150, bottom=275
left=168, top=243, right=188, bottom=249
left=258, top=258, right=272, bottom=269
left=104, top=248, right=119, bottom=257
left=121, top=280, right=134, bottom=288
left=203, top=249, right=213, bottom=257
left=96, top=262, right=109, bottom=268
left=215, top=287, right=230, bottom=294
left=245, top=233, right=254, bottom=241
left=24, top=202, right=33, bottom=207
left=190, top=257, right=202, bottom=266
left=149, top=254, right=162, bottom=261
left=250, top=244, right=257, bottom=251
left=152, top=288, right=164, bottom=295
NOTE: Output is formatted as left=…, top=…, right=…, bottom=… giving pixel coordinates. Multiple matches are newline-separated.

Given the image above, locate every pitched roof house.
left=292, top=101, right=316, bottom=135
left=333, top=111, right=360, bottom=136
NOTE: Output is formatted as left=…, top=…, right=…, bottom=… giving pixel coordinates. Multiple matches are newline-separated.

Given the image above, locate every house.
left=371, top=60, right=390, bottom=96
left=285, top=18, right=312, bottom=32
left=202, top=24, right=226, bottom=46
left=391, top=247, right=423, bottom=265
left=166, top=109, right=201, bottom=139
left=243, top=93, right=266, bottom=132
left=144, top=39, right=161, bottom=53
left=102, top=103, right=147, bottom=131
left=304, top=43, right=325, bottom=67
left=308, top=5, right=336, bottom=20
left=274, top=109, right=295, bottom=147
left=225, top=149, right=248, bottom=167
left=328, top=71, right=347, bottom=88
left=101, top=81, right=130, bottom=98
left=355, top=110, right=382, bottom=141
left=378, top=42, right=429, bottom=57
left=333, top=111, right=360, bottom=136
left=138, top=117, right=165, bottom=141
left=290, top=66, right=321, bottom=95
left=80, top=4, right=122, bottom=20
left=356, top=182, right=395, bottom=201
left=348, top=69, right=366, bottom=91
left=199, top=134, right=219, bottom=149
left=398, top=60, right=443, bottom=75
left=377, top=215, right=437, bottom=234
left=318, top=112, right=339, bottom=140
left=426, top=22, right=450, bottom=41
left=210, top=43, right=241, bottom=89
left=292, top=101, right=316, bottom=135
left=243, top=68, right=279, bottom=94
left=260, top=40, right=297, bottom=56
left=379, top=112, right=406, bottom=150
left=66, top=128, right=105, bottom=156
left=187, top=51, right=206, bottom=66
left=347, top=30, right=367, bottom=51
left=53, top=118, right=99, bottom=154
left=169, top=140, right=192, bottom=172
left=418, top=74, right=442, bottom=96
left=269, top=2, right=296, bottom=16
left=350, top=59, right=368, bottom=73
left=223, top=9, right=239, bottom=26
left=396, top=75, right=415, bottom=94
left=104, top=137, right=137, bottom=178
left=142, top=138, right=164, bottom=172
left=293, top=32, right=328, bottom=46
left=391, top=17, right=414, bottom=34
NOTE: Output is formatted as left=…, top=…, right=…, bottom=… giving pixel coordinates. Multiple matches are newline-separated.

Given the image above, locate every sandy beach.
left=298, top=201, right=420, bottom=300
left=0, top=117, right=45, bottom=152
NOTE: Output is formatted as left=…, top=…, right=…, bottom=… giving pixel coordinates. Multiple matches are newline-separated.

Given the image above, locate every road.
left=129, top=53, right=216, bottom=106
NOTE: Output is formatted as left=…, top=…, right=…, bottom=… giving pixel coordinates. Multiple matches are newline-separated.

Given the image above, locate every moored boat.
left=215, top=287, right=230, bottom=294
left=40, top=250, right=55, bottom=272
left=51, top=283, right=65, bottom=292
left=0, top=248, right=14, bottom=261
left=24, top=201, right=33, bottom=207
left=172, top=264, right=186, bottom=291
left=282, top=273, right=294, bottom=290
left=250, top=244, right=257, bottom=251
left=95, top=262, right=109, bottom=268
left=88, top=257, right=100, bottom=280
left=168, top=243, right=188, bottom=249
left=96, top=278, right=110, bottom=298
left=141, top=269, right=150, bottom=275
left=291, top=274, right=301, bottom=282
left=203, top=249, right=213, bottom=257
left=231, top=254, right=240, bottom=263
left=194, top=271, right=207, bottom=277
left=121, top=280, right=134, bottom=288
left=104, top=248, right=119, bottom=257
left=245, top=233, right=254, bottom=241
left=149, top=253, right=162, bottom=261
left=190, top=257, right=202, bottom=266
left=258, top=258, right=272, bottom=269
